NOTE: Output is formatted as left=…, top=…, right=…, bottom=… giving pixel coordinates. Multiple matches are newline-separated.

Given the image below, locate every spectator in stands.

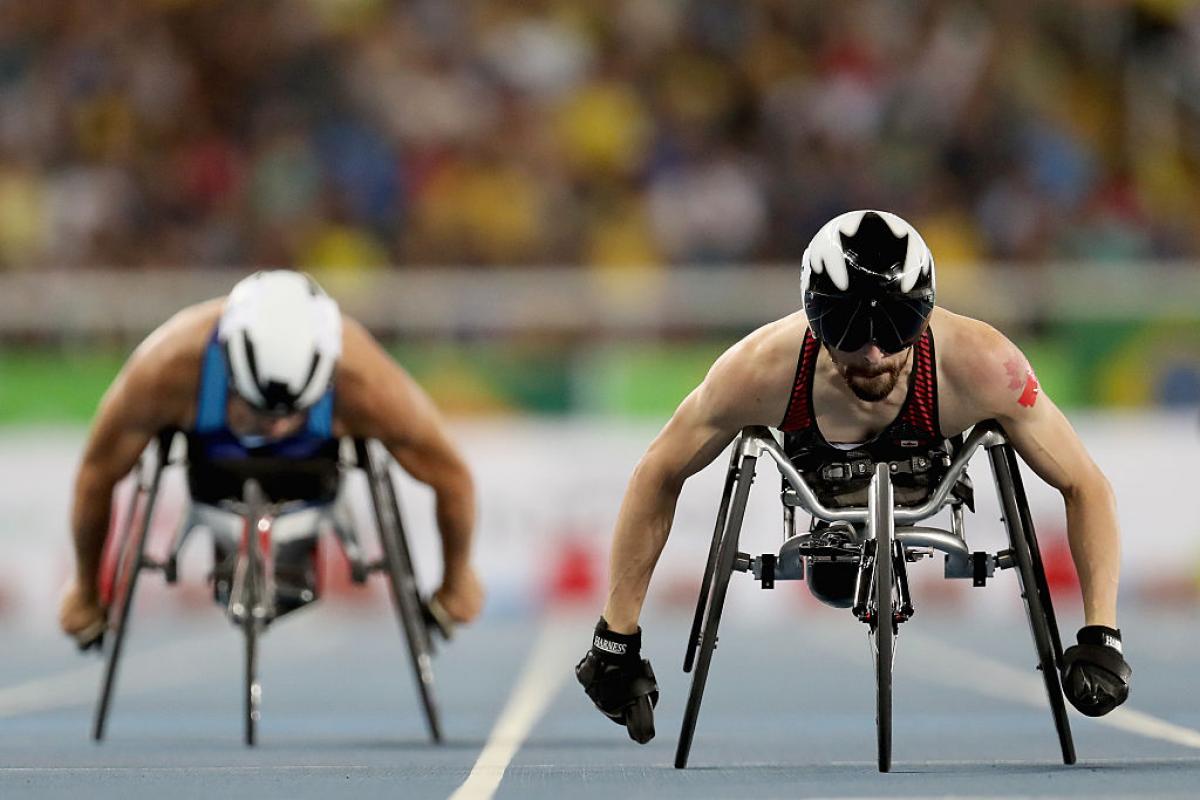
left=0, top=0, right=1195, bottom=271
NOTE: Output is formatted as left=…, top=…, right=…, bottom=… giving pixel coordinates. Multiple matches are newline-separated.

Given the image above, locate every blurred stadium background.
left=0, top=0, right=1199, bottom=674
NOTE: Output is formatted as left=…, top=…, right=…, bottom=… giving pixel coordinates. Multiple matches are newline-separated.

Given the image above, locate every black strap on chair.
left=185, top=437, right=341, bottom=505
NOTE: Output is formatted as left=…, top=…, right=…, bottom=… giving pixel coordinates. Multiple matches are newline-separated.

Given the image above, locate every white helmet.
left=218, top=271, right=342, bottom=413
left=800, top=210, right=935, bottom=353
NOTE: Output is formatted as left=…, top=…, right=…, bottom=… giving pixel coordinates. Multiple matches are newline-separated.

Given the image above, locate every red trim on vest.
left=898, top=332, right=938, bottom=438
left=779, top=330, right=820, bottom=432
left=778, top=329, right=940, bottom=440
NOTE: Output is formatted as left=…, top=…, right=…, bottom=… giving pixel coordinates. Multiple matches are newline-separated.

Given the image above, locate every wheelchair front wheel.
left=244, top=612, right=260, bottom=746
left=869, top=463, right=895, bottom=774
left=240, top=500, right=266, bottom=748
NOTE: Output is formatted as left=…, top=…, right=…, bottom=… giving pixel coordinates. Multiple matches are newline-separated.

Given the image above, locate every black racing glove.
left=575, top=617, right=659, bottom=744
left=1061, top=625, right=1131, bottom=717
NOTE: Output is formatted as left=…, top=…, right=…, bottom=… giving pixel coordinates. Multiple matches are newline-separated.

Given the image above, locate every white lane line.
left=903, top=631, right=1200, bottom=750
left=1091, top=706, right=1200, bottom=750
left=0, top=615, right=346, bottom=719
left=448, top=618, right=577, bottom=800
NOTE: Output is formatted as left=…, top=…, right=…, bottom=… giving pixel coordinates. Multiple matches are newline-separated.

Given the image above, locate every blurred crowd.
left=0, top=0, right=1198, bottom=272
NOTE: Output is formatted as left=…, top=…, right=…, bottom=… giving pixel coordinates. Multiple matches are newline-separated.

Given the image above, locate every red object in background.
left=97, top=485, right=138, bottom=608
left=547, top=539, right=601, bottom=606
left=177, top=136, right=244, bottom=209
left=317, top=536, right=380, bottom=604
left=1038, top=529, right=1079, bottom=597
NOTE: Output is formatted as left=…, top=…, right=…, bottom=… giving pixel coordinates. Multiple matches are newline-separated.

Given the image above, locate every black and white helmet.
left=218, top=271, right=342, bottom=414
left=800, top=210, right=935, bottom=353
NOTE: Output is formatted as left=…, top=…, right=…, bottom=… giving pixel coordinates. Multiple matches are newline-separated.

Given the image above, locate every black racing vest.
left=778, top=329, right=964, bottom=509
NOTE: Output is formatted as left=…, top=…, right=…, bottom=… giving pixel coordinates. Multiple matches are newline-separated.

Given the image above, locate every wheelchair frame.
left=90, top=431, right=445, bottom=746
left=675, top=421, right=1075, bottom=772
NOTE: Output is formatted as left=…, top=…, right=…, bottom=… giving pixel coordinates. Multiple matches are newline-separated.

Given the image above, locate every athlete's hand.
left=1061, top=625, right=1131, bottom=717
left=576, top=617, right=659, bottom=744
left=58, top=580, right=107, bottom=651
left=433, top=566, right=484, bottom=625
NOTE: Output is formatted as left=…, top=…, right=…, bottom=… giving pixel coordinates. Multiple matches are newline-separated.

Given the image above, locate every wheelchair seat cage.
left=90, top=433, right=448, bottom=746
left=675, top=421, right=1076, bottom=772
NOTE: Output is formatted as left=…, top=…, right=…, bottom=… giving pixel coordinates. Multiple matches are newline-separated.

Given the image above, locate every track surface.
left=3, top=602, right=1199, bottom=799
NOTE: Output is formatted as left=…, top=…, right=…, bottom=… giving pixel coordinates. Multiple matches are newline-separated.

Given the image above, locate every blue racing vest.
left=187, top=330, right=339, bottom=503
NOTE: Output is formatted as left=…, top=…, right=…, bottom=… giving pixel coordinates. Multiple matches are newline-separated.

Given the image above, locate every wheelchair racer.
left=60, top=270, right=483, bottom=645
left=577, top=210, right=1131, bottom=743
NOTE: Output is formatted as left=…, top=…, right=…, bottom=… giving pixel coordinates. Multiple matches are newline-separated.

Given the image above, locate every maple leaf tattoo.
left=1004, top=360, right=1023, bottom=390
left=1004, top=357, right=1040, bottom=408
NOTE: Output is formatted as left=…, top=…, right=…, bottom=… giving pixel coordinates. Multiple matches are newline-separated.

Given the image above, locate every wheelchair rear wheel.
left=684, top=446, right=740, bottom=674
left=358, top=440, right=443, bottom=744
left=990, top=444, right=1076, bottom=765
left=93, top=436, right=170, bottom=741
left=675, top=451, right=757, bottom=769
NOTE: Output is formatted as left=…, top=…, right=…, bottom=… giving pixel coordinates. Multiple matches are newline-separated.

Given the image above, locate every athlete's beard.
left=835, top=351, right=909, bottom=402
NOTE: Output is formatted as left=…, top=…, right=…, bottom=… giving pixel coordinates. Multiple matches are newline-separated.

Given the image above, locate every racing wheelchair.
left=675, top=421, right=1075, bottom=772
left=89, top=430, right=450, bottom=746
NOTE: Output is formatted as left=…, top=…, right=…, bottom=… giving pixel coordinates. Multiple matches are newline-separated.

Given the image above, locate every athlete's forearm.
left=434, top=470, right=476, bottom=585
left=1063, top=475, right=1120, bottom=628
left=70, top=464, right=117, bottom=600
left=602, top=461, right=683, bottom=634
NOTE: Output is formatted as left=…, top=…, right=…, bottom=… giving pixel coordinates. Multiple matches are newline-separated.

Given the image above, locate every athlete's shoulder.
left=929, top=306, right=995, bottom=352
left=712, top=310, right=804, bottom=381
left=334, top=312, right=391, bottom=386
left=746, top=309, right=807, bottom=357
left=120, top=298, right=223, bottom=419
left=931, top=307, right=1034, bottom=417
left=136, top=298, right=221, bottom=369
left=331, top=313, right=415, bottom=433
left=696, top=310, right=805, bottom=426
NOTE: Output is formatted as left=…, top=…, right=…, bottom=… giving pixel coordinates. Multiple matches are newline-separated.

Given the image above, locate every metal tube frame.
left=680, top=420, right=1074, bottom=770
left=765, top=422, right=1004, bottom=525
left=92, top=433, right=440, bottom=745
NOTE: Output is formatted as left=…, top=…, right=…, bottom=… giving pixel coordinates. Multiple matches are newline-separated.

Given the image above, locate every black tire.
left=685, top=447, right=740, bottom=673
left=358, top=440, right=443, bottom=744
left=92, top=444, right=168, bottom=742
left=675, top=453, right=756, bottom=769
left=244, top=612, right=259, bottom=746
left=870, top=464, right=894, bottom=774
left=991, top=444, right=1076, bottom=765
left=242, top=509, right=263, bottom=748
left=378, top=456, right=435, bottom=655
left=1006, top=448, right=1068, bottom=664
left=626, top=695, right=656, bottom=745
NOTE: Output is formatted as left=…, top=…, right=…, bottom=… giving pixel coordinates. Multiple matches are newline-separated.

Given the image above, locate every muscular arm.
left=336, top=319, right=476, bottom=588
left=71, top=314, right=203, bottom=600
left=958, top=326, right=1119, bottom=627
left=601, top=385, right=739, bottom=633
left=602, top=324, right=796, bottom=633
